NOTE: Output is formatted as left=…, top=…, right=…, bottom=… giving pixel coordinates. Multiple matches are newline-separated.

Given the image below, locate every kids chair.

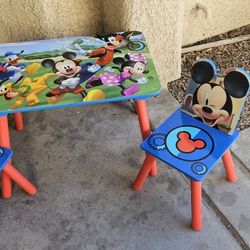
left=132, top=59, right=250, bottom=231
left=0, top=146, right=37, bottom=197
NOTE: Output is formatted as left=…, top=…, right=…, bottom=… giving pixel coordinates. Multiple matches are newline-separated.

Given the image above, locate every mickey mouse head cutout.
left=183, top=59, right=250, bottom=134
left=176, top=131, right=205, bottom=153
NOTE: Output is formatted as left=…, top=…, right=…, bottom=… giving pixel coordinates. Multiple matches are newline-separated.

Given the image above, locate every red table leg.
left=13, top=113, right=24, bottom=131
left=191, top=181, right=202, bottom=231
left=132, top=154, right=155, bottom=191
left=0, top=115, right=37, bottom=198
left=0, top=116, right=13, bottom=198
left=134, top=100, right=157, bottom=176
left=4, top=164, right=37, bottom=196
left=222, top=149, right=237, bottom=182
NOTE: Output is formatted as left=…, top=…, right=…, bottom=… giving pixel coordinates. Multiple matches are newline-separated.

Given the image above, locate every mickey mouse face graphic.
left=193, top=82, right=232, bottom=126
left=42, top=52, right=81, bottom=78
left=191, top=60, right=249, bottom=127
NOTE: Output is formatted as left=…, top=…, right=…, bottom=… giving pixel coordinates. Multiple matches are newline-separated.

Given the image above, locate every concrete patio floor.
left=1, top=90, right=249, bottom=250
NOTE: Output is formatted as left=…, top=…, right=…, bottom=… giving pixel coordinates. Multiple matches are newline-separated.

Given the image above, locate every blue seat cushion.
left=141, top=108, right=239, bottom=181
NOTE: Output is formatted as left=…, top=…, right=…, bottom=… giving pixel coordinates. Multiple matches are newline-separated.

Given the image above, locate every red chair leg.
left=13, top=112, right=24, bottom=131
left=222, top=149, right=237, bottom=182
left=0, top=115, right=36, bottom=198
left=0, top=116, right=12, bottom=198
left=132, top=154, right=155, bottom=191
left=191, top=181, right=202, bottom=231
left=3, top=164, right=37, bottom=196
left=134, top=100, right=157, bottom=176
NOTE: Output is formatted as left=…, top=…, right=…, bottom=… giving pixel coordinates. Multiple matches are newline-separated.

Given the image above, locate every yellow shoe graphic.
left=84, top=89, right=105, bottom=101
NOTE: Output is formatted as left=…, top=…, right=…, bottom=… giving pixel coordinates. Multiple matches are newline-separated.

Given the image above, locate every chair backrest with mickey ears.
left=182, top=59, right=250, bottom=134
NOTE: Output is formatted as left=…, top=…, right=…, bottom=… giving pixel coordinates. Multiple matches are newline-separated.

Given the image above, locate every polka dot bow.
left=127, top=53, right=147, bottom=64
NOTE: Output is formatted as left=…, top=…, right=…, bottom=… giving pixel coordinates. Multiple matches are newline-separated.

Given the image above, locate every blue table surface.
left=0, top=32, right=161, bottom=116
left=0, top=147, right=13, bottom=171
left=141, top=108, right=239, bottom=181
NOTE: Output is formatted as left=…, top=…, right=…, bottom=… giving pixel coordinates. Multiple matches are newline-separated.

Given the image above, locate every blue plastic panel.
left=0, top=147, right=13, bottom=171
left=141, top=108, right=239, bottom=181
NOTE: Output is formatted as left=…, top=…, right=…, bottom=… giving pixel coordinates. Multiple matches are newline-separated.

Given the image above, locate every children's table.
left=0, top=31, right=161, bottom=198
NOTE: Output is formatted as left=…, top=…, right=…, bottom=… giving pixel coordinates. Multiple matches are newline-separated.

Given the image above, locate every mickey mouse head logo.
left=176, top=132, right=205, bottom=153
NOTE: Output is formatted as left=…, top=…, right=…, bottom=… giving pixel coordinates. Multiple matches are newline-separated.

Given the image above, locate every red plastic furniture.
left=0, top=144, right=37, bottom=198
left=132, top=59, right=250, bottom=231
left=0, top=32, right=161, bottom=197
left=13, top=113, right=24, bottom=131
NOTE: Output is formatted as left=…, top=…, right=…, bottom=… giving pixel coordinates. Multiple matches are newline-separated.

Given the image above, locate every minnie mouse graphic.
left=86, top=53, right=149, bottom=96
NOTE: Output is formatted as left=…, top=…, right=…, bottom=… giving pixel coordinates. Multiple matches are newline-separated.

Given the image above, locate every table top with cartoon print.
left=142, top=108, right=239, bottom=181
left=0, top=147, right=13, bottom=171
left=0, top=31, right=161, bottom=116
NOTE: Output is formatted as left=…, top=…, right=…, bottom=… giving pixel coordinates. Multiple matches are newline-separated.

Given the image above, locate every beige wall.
left=102, top=0, right=185, bottom=85
left=0, top=0, right=102, bottom=43
left=0, top=0, right=249, bottom=84
left=0, top=0, right=184, bottom=86
left=183, top=0, right=250, bottom=45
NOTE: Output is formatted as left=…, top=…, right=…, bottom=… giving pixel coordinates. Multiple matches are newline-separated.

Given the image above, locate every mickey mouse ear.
left=224, top=69, right=250, bottom=98
left=62, top=52, right=77, bottom=60
left=113, top=57, right=125, bottom=65
left=41, top=59, right=55, bottom=68
left=191, top=59, right=216, bottom=84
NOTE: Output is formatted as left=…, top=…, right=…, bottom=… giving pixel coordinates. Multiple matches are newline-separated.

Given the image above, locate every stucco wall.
left=0, top=0, right=184, bottom=86
left=0, top=0, right=249, bottom=84
left=183, top=0, right=250, bottom=45
left=0, top=0, right=102, bottom=43
left=102, top=0, right=185, bottom=85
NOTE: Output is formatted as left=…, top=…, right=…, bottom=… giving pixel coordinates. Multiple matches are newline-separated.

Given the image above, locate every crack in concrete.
left=179, top=170, right=250, bottom=250
left=202, top=190, right=250, bottom=250
left=231, top=151, right=250, bottom=179
left=146, top=113, right=250, bottom=249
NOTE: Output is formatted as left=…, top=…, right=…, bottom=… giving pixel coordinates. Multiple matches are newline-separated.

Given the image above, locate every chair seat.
left=0, top=147, right=13, bottom=171
left=141, top=108, right=239, bottom=181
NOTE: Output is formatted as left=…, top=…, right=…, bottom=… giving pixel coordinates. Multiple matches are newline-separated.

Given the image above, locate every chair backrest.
left=182, top=59, right=250, bottom=134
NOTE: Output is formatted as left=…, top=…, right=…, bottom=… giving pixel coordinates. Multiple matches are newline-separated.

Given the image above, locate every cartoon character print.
left=120, top=31, right=145, bottom=51
left=0, top=50, right=38, bottom=98
left=41, top=52, right=105, bottom=104
left=0, top=50, right=44, bottom=108
left=0, top=63, right=18, bottom=99
left=0, top=66, right=52, bottom=109
left=4, top=50, right=24, bottom=65
left=86, top=53, right=149, bottom=96
left=5, top=73, right=54, bottom=109
left=0, top=50, right=27, bottom=86
left=84, top=33, right=124, bottom=73
left=190, top=60, right=250, bottom=130
left=42, top=52, right=87, bottom=99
